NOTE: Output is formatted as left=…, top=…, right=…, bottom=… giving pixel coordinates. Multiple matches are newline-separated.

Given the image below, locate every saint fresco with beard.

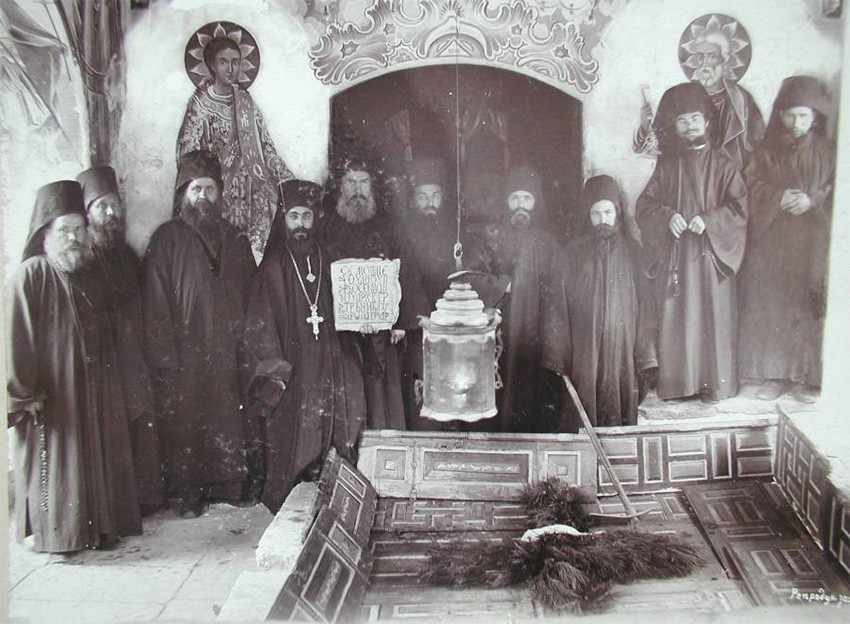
left=242, top=180, right=367, bottom=512
left=738, top=76, right=835, bottom=403
left=142, top=150, right=256, bottom=518
left=320, top=157, right=428, bottom=430
left=543, top=176, right=656, bottom=429
left=466, top=166, right=561, bottom=433
left=680, top=16, right=765, bottom=170
left=7, top=181, right=142, bottom=552
left=636, top=82, right=748, bottom=403
left=77, top=166, right=163, bottom=515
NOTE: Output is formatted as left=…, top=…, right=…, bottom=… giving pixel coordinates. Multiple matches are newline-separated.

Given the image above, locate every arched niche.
left=328, top=63, right=584, bottom=241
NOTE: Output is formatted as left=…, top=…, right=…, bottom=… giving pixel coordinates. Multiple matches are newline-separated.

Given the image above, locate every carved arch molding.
left=309, top=0, right=630, bottom=94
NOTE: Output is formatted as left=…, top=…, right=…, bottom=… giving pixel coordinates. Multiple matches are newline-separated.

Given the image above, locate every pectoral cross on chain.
left=307, top=304, right=324, bottom=340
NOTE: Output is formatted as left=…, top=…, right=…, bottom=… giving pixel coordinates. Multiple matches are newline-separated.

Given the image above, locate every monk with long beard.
left=7, top=181, right=142, bottom=552
left=320, top=157, right=428, bottom=430
left=77, top=166, right=163, bottom=515
left=143, top=150, right=256, bottom=518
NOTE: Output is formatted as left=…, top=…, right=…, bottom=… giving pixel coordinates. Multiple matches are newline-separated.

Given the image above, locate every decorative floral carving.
left=309, top=0, right=604, bottom=92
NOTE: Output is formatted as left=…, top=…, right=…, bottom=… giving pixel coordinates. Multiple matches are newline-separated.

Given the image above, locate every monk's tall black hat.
left=22, top=180, right=86, bottom=261
left=764, top=75, right=830, bottom=146
left=77, top=165, right=119, bottom=210
left=581, top=175, right=622, bottom=213
left=773, top=75, right=829, bottom=117
left=176, top=149, right=223, bottom=192
left=652, top=82, right=716, bottom=154
left=173, top=149, right=223, bottom=216
left=279, top=178, right=322, bottom=213
left=654, top=82, right=713, bottom=128
left=406, top=157, right=446, bottom=188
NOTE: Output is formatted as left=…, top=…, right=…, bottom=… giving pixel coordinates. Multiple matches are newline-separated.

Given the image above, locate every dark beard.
left=180, top=195, right=222, bottom=223
left=509, top=210, right=534, bottom=229
left=682, top=134, right=708, bottom=149
left=286, top=229, right=314, bottom=256
left=89, top=220, right=125, bottom=249
left=592, top=223, right=617, bottom=240
left=336, top=194, right=377, bottom=223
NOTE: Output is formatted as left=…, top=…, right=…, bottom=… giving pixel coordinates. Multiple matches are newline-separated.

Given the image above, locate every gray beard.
left=336, top=194, right=377, bottom=224
left=44, top=242, right=91, bottom=274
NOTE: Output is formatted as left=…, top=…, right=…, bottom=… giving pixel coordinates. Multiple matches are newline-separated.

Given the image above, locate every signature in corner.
left=789, top=586, right=850, bottom=605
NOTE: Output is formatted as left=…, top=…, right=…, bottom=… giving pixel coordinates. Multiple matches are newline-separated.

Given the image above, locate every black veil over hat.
left=76, top=165, right=119, bottom=209
left=22, top=180, right=86, bottom=261
left=264, top=179, right=323, bottom=259
left=652, top=82, right=716, bottom=155
left=764, top=75, right=830, bottom=146
left=173, top=149, right=224, bottom=216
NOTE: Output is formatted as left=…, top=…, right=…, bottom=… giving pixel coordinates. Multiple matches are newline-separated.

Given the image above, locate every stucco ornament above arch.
left=308, top=0, right=625, bottom=94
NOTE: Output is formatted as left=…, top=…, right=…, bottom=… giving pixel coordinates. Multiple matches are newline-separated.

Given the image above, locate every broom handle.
left=561, top=374, right=638, bottom=517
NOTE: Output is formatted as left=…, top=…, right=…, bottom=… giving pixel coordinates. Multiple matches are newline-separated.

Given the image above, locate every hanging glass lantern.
left=419, top=279, right=501, bottom=422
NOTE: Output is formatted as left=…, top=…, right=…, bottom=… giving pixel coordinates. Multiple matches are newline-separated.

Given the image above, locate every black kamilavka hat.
left=22, top=180, right=86, bottom=261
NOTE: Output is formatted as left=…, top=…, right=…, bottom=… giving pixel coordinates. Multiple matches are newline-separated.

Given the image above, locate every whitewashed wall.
left=585, top=0, right=842, bottom=211
left=117, top=0, right=332, bottom=255
left=2, top=0, right=847, bottom=422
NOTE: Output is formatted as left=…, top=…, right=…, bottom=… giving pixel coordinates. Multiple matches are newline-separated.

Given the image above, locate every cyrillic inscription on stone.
left=331, top=258, right=401, bottom=331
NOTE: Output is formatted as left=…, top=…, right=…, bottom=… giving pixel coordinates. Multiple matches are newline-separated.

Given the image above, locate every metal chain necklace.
left=288, top=247, right=324, bottom=339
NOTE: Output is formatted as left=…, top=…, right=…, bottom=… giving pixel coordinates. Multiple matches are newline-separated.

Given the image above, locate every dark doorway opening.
left=329, top=64, right=583, bottom=242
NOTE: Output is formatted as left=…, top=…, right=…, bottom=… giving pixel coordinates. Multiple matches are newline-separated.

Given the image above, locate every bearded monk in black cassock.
left=243, top=180, right=367, bottom=512
left=738, top=76, right=835, bottom=403
left=143, top=150, right=256, bottom=518
left=544, top=176, right=656, bottom=429
left=7, top=181, right=141, bottom=552
left=466, top=166, right=561, bottom=432
left=398, top=157, right=460, bottom=430
left=77, top=165, right=164, bottom=515
left=636, top=82, right=747, bottom=403
left=320, top=157, right=429, bottom=430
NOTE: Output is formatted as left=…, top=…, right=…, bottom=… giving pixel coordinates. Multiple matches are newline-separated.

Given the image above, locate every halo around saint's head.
left=184, top=21, right=260, bottom=90
left=678, top=14, right=752, bottom=84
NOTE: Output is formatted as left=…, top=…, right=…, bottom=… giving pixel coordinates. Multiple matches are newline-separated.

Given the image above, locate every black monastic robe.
left=738, top=133, right=834, bottom=385
left=321, top=211, right=429, bottom=430
left=467, top=225, right=561, bottom=432
left=92, top=242, right=163, bottom=511
left=143, top=217, right=255, bottom=500
left=543, top=231, right=653, bottom=428
left=636, top=147, right=747, bottom=400
left=7, top=257, right=141, bottom=552
left=399, top=212, right=459, bottom=430
left=243, top=240, right=367, bottom=512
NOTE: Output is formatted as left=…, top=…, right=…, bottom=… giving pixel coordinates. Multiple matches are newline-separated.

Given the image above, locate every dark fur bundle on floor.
left=420, top=529, right=701, bottom=613
left=518, top=476, right=589, bottom=531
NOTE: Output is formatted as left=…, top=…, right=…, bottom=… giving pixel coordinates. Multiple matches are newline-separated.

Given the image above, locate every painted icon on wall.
left=184, top=21, right=260, bottom=90
left=678, top=13, right=752, bottom=91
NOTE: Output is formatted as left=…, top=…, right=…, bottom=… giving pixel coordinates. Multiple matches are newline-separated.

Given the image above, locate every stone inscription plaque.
left=331, top=258, right=401, bottom=332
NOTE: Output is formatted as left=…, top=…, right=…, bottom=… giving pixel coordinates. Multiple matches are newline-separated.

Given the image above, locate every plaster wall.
left=114, top=0, right=842, bottom=254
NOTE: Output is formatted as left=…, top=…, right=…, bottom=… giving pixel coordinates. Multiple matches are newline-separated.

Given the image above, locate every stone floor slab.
left=156, top=599, right=221, bottom=621
left=10, top=563, right=190, bottom=603
left=9, top=598, right=165, bottom=623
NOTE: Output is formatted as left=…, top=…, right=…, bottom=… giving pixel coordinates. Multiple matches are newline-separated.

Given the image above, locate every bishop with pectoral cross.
left=242, top=179, right=367, bottom=513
